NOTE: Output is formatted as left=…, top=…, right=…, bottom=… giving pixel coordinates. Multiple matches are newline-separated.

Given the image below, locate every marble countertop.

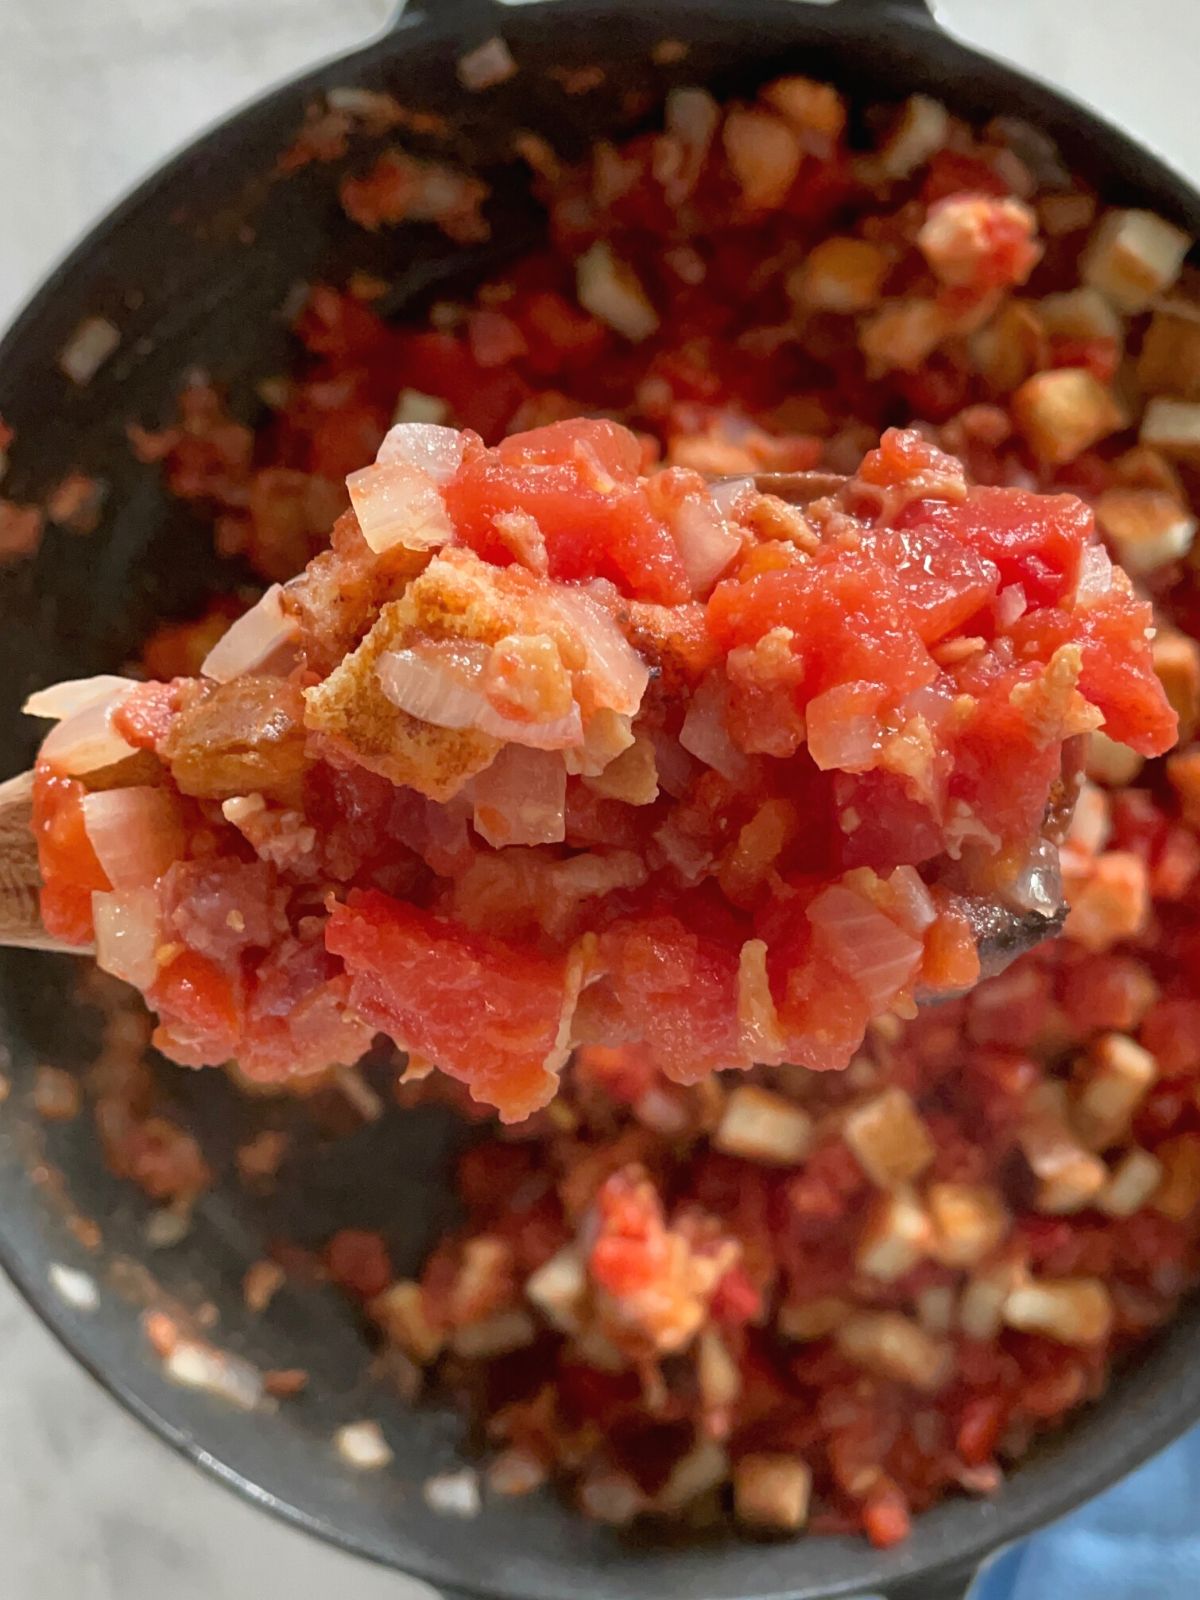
left=1, top=1, right=1197, bottom=1594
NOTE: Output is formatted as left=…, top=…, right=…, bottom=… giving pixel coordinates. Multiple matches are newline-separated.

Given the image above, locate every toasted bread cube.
left=370, top=1281, right=445, bottom=1364
left=723, top=108, right=803, bottom=209
left=969, top=300, right=1047, bottom=392
left=1140, top=396, right=1200, bottom=462
left=1082, top=209, right=1191, bottom=312
left=856, top=1188, right=932, bottom=1282
left=1064, top=851, right=1150, bottom=953
left=1019, top=1092, right=1108, bottom=1213
left=836, top=1311, right=952, bottom=1392
left=1112, top=443, right=1186, bottom=495
left=1038, top=287, right=1124, bottom=343
left=927, top=1182, right=1011, bottom=1267
left=1137, top=306, right=1200, bottom=398
left=450, top=1308, right=537, bottom=1360
left=789, top=237, right=889, bottom=313
left=1003, top=1277, right=1114, bottom=1345
left=1012, top=368, right=1128, bottom=465
left=1153, top=629, right=1200, bottom=742
left=734, top=1454, right=813, bottom=1532
left=878, top=95, right=950, bottom=179
left=714, top=1084, right=814, bottom=1166
left=1098, top=1148, right=1164, bottom=1218
left=697, top=1327, right=743, bottom=1410
left=1074, top=1033, right=1158, bottom=1151
left=859, top=299, right=947, bottom=376
left=843, top=1087, right=935, bottom=1189
left=577, top=241, right=660, bottom=343
left=1086, top=731, right=1145, bottom=789
left=959, top=1257, right=1027, bottom=1340
left=1152, top=1134, right=1200, bottom=1220
left=762, top=77, right=846, bottom=142
left=777, top=1295, right=852, bottom=1342
left=526, top=1246, right=587, bottom=1332
left=1095, top=487, right=1197, bottom=574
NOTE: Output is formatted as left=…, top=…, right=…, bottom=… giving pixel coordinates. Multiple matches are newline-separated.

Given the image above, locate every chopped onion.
left=1007, top=835, right=1065, bottom=917
left=670, top=490, right=741, bottom=593
left=348, top=461, right=455, bottom=555
left=82, top=787, right=184, bottom=888
left=806, top=683, right=883, bottom=773
left=543, top=585, right=650, bottom=715
left=392, top=389, right=451, bottom=427
left=710, top=476, right=755, bottom=516
left=1075, top=542, right=1114, bottom=607
left=37, top=680, right=138, bottom=776
left=165, top=1338, right=264, bottom=1411
left=201, top=585, right=299, bottom=682
left=24, top=674, right=136, bottom=722
left=808, top=884, right=924, bottom=1012
left=663, top=87, right=720, bottom=200
left=996, top=584, right=1028, bottom=628
left=423, top=1467, right=481, bottom=1518
left=737, top=939, right=785, bottom=1064
left=565, top=707, right=636, bottom=778
left=377, top=646, right=583, bottom=749
left=92, top=888, right=160, bottom=990
left=680, top=673, right=748, bottom=781
left=377, top=421, right=466, bottom=484
left=473, top=746, right=567, bottom=848
left=886, top=865, right=938, bottom=934
left=335, top=1420, right=394, bottom=1471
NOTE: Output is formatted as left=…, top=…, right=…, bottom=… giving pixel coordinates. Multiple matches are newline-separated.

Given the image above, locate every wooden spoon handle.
left=0, top=771, right=85, bottom=954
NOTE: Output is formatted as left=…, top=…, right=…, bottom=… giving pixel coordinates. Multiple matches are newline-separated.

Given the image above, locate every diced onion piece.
left=165, top=1339, right=264, bottom=1410
left=335, top=1420, right=394, bottom=1470
left=996, top=584, right=1027, bottom=628
left=38, top=684, right=138, bottom=776
left=58, top=316, right=120, bottom=385
left=1003, top=1277, right=1113, bottom=1346
left=670, top=489, right=741, bottom=593
left=457, top=35, right=518, bottom=91
left=82, top=787, right=184, bottom=888
left=473, top=745, right=566, bottom=848
left=836, top=1310, right=951, bottom=1391
left=576, top=241, right=660, bottom=343
left=24, top=674, right=136, bottom=721
left=680, top=673, right=747, bottom=781
left=1074, top=542, right=1114, bottom=605
left=714, top=1083, right=812, bottom=1165
left=806, top=683, right=881, bottom=772
left=348, top=461, right=455, bottom=555
left=544, top=586, right=650, bottom=716
left=92, top=887, right=159, bottom=989
left=423, top=1467, right=482, bottom=1517
left=377, top=421, right=466, bottom=484
left=709, top=476, right=754, bottom=516
left=377, top=646, right=583, bottom=749
left=807, top=884, right=924, bottom=1012
left=201, top=585, right=299, bottom=682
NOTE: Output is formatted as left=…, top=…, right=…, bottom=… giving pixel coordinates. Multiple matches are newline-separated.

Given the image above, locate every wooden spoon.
left=0, top=469, right=1071, bottom=974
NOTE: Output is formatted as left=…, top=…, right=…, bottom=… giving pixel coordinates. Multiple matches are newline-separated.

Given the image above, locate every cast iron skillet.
left=0, top=1, right=1197, bottom=1597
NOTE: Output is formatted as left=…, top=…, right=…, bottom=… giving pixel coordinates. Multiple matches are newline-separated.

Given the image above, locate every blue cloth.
left=969, top=1428, right=1200, bottom=1600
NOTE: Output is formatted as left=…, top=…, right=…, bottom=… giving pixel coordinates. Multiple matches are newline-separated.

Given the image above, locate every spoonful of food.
left=0, top=421, right=1175, bottom=1123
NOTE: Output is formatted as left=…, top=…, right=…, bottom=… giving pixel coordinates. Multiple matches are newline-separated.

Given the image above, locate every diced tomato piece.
left=31, top=764, right=111, bottom=943
left=898, top=487, right=1092, bottom=608
left=149, top=949, right=243, bottom=1067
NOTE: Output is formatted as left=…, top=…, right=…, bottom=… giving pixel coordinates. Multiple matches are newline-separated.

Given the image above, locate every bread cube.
left=843, top=1087, right=935, bottom=1189
left=762, top=77, right=846, bottom=142
left=734, top=1454, right=813, bottom=1531
left=1137, top=306, right=1200, bottom=398
left=1082, top=209, right=1191, bottom=313
left=1003, top=1277, right=1114, bottom=1345
left=1140, top=396, right=1200, bottom=462
left=714, top=1084, right=814, bottom=1166
left=1095, top=487, right=1196, bottom=575
left=1073, top=1032, right=1158, bottom=1150
left=1038, top=287, right=1124, bottom=342
left=927, top=1182, right=1011, bottom=1267
left=723, top=108, right=803, bottom=209
left=969, top=300, right=1046, bottom=392
left=859, top=299, right=947, bottom=376
left=836, top=1310, right=952, bottom=1391
left=1153, top=628, right=1200, bottom=743
left=1097, top=1147, right=1163, bottom=1218
left=1012, top=368, right=1127, bottom=465
left=856, top=1188, right=933, bottom=1282
left=1152, top=1134, right=1200, bottom=1220
left=790, top=237, right=889, bottom=313
left=1086, top=731, right=1145, bottom=789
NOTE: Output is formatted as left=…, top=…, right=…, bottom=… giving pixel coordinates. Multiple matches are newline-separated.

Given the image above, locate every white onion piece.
left=576, top=241, right=660, bottom=343
left=201, top=585, right=299, bottom=682
left=806, top=686, right=881, bottom=773
left=664, top=87, right=720, bottom=199
left=544, top=586, right=650, bottom=714
left=1007, top=835, right=1065, bottom=917
left=92, top=887, right=160, bottom=990
left=807, top=884, right=924, bottom=1012
left=39, top=689, right=138, bottom=776
left=377, top=647, right=583, bottom=749
left=473, top=745, right=566, bottom=848
left=670, top=490, right=741, bottom=594
left=679, top=674, right=748, bottom=782
left=709, top=476, right=755, bottom=517
left=348, top=461, right=455, bottom=555
left=887, top=865, right=938, bottom=934
left=24, top=675, right=136, bottom=722
left=1075, top=543, right=1114, bottom=607
left=995, top=584, right=1028, bottom=628
left=376, top=422, right=466, bottom=485
left=82, top=787, right=184, bottom=888
left=457, top=35, right=518, bottom=92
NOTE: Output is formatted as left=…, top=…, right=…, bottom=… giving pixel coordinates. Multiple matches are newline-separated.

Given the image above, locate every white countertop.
left=1, top=1, right=1198, bottom=1594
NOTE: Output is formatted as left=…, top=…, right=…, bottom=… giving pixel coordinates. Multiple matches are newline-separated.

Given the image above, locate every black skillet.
left=0, top=1, right=1197, bottom=1597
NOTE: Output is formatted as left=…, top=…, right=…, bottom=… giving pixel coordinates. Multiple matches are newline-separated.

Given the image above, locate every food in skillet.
left=15, top=62, right=1200, bottom=1552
